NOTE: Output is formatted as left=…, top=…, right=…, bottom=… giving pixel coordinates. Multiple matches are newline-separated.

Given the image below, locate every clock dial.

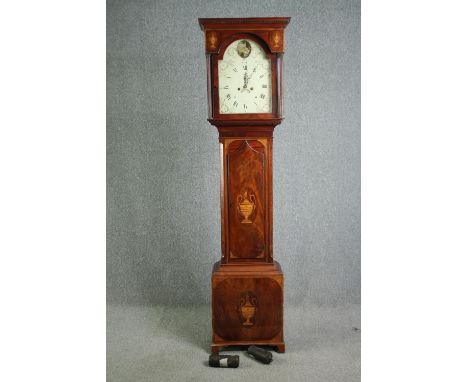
left=218, top=39, right=272, bottom=114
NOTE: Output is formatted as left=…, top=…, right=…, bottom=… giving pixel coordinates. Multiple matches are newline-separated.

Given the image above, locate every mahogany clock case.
left=200, top=17, right=290, bottom=353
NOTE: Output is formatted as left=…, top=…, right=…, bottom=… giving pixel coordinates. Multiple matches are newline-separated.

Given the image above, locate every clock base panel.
left=211, top=261, right=285, bottom=353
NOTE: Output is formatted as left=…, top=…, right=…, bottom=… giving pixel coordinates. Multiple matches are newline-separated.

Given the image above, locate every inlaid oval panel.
left=213, top=277, right=283, bottom=341
left=227, top=140, right=266, bottom=260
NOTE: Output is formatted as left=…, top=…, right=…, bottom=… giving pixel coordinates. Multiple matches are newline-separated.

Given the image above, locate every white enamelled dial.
left=218, top=39, right=272, bottom=114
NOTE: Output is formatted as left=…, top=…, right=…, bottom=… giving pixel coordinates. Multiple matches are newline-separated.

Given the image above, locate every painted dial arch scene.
left=218, top=39, right=272, bottom=114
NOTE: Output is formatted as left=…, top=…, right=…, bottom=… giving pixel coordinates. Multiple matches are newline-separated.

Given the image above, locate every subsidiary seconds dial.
left=218, top=39, right=272, bottom=114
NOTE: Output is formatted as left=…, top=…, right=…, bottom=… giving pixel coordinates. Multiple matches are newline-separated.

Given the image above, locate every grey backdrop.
left=107, top=0, right=360, bottom=307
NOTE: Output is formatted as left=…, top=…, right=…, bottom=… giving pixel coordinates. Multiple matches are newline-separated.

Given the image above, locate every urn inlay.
left=238, top=291, right=258, bottom=327
left=237, top=191, right=256, bottom=224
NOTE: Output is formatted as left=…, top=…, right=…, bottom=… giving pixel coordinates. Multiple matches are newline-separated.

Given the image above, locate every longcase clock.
left=199, top=17, right=290, bottom=354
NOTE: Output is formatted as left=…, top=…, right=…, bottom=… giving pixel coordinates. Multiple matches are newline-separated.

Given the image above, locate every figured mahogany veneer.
left=211, top=261, right=284, bottom=354
left=199, top=17, right=290, bottom=354
left=227, top=139, right=267, bottom=261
